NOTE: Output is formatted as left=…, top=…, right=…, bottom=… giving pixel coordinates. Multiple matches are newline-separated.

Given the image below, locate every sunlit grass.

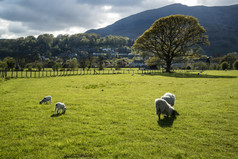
left=0, top=70, right=237, bottom=158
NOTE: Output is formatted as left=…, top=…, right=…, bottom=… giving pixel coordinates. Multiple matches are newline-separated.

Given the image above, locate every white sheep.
left=55, top=102, right=67, bottom=114
left=39, top=96, right=52, bottom=104
left=161, top=92, right=175, bottom=106
left=155, top=98, right=179, bottom=120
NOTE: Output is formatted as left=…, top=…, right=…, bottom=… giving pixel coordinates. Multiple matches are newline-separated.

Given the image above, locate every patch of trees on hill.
left=0, top=33, right=138, bottom=71
left=0, top=33, right=134, bottom=61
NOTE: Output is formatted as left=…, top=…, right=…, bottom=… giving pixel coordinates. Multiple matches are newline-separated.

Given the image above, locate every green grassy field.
left=0, top=71, right=237, bottom=158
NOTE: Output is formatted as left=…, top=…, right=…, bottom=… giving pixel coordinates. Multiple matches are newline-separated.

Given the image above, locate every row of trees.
left=145, top=52, right=238, bottom=70
left=0, top=33, right=134, bottom=61
left=181, top=58, right=238, bottom=70
left=1, top=52, right=237, bottom=72
left=0, top=55, right=136, bottom=71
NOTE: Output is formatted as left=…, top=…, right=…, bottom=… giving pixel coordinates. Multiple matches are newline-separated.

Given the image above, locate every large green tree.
left=133, top=15, right=209, bottom=72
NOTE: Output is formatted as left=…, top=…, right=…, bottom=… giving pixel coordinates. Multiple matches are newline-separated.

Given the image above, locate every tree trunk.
left=166, top=60, right=172, bottom=72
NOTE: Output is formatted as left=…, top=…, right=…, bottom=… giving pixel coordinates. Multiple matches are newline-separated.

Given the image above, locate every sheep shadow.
left=50, top=112, right=65, bottom=117
left=157, top=115, right=177, bottom=127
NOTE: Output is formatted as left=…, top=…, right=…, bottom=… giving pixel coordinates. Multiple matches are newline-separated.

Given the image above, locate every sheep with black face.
left=155, top=98, right=179, bottom=120
left=40, top=96, right=52, bottom=104
left=55, top=102, right=67, bottom=114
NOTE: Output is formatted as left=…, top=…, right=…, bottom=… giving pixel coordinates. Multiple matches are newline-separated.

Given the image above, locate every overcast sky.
left=0, top=0, right=237, bottom=39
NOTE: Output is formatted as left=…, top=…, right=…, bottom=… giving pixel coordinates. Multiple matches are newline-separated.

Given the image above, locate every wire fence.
left=0, top=69, right=162, bottom=79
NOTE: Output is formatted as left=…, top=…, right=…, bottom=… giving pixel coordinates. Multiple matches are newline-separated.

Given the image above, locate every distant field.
left=0, top=70, right=237, bottom=158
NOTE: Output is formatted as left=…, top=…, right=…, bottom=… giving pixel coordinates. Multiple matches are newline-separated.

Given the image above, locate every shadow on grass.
left=64, top=153, right=93, bottom=159
left=146, top=72, right=237, bottom=78
left=157, top=116, right=177, bottom=127
left=51, top=112, right=65, bottom=117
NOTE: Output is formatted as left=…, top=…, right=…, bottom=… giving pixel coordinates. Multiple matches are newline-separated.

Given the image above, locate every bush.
left=209, top=63, right=219, bottom=70
left=26, top=63, right=33, bottom=71
left=35, top=62, right=43, bottom=71
left=233, top=60, right=238, bottom=70
left=3, top=57, right=16, bottom=70
left=220, top=61, right=229, bottom=70
left=52, top=63, right=61, bottom=71
left=0, top=61, right=7, bottom=70
left=192, top=62, right=208, bottom=70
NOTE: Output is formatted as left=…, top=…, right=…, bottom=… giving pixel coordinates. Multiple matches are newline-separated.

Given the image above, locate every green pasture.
left=0, top=71, right=237, bottom=158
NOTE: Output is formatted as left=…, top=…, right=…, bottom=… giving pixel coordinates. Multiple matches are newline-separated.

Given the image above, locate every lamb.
left=161, top=92, right=175, bottom=106
left=155, top=98, right=179, bottom=120
left=55, top=102, right=67, bottom=114
left=39, top=96, right=52, bottom=104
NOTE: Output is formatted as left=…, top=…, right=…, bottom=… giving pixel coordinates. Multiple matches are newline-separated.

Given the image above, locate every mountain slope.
left=86, top=3, right=238, bottom=56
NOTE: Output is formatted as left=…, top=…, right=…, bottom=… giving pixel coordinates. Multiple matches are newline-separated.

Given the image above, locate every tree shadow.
left=147, top=72, right=237, bottom=78
left=157, top=115, right=177, bottom=127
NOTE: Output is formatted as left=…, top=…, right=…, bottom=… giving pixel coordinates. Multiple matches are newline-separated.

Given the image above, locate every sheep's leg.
left=57, top=109, right=60, bottom=114
left=62, top=107, right=66, bottom=113
left=158, top=113, right=161, bottom=120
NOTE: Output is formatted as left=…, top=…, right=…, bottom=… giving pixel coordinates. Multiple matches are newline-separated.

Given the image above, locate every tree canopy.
left=133, top=15, right=209, bottom=72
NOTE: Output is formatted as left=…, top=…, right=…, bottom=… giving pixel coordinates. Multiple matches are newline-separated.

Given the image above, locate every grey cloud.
left=0, top=0, right=166, bottom=30
left=75, top=0, right=144, bottom=6
left=196, top=0, right=238, bottom=6
left=0, top=0, right=108, bottom=31
left=0, top=29, right=5, bottom=35
left=8, top=23, right=27, bottom=33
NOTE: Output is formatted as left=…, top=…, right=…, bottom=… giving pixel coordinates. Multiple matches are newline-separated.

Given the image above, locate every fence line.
left=0, top=69, right=162, bottom=79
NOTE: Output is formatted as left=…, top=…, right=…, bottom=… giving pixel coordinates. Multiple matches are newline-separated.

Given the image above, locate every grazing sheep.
left=55, top=102, right=67, bottom=114
left=155, top=98, right=179, bottom=120
left=39, top=96, right=52, bottom=104
left=161, top=92, right=175, bottom=106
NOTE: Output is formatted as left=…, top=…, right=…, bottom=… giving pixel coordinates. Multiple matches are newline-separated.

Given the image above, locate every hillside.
left=86, top=3, right=238, bottom=56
